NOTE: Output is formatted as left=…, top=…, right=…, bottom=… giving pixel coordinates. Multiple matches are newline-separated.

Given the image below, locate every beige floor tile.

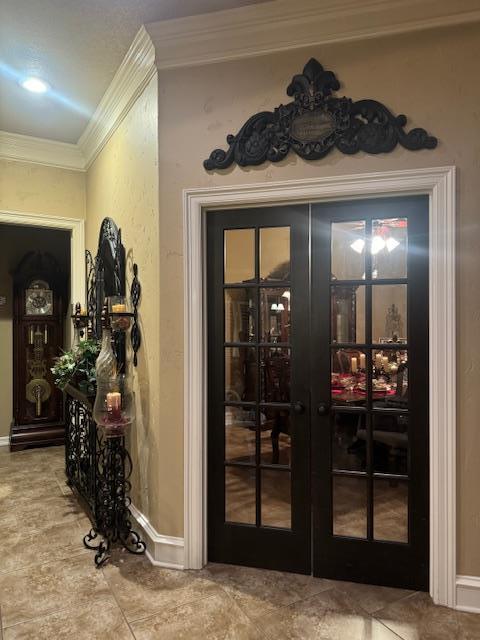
left=3, top=595, right=133, bottom=640
left=202, top=562, right=332, bottom=619
left=0, top=553, right=110, bottom=628
left=456, top=609, right=480, bottom=639
left=327, top=579, right=414, bottom=614
left=102, top=553, right=224, bottom=622
left=13, top=492, right=85, bottom=532
left=375, top=592, right=459, bottom=640
left=0, top=519, right=88, bottom=575
left=256, top=588, right=402, bottom=640
left=130, top=590, right=265, bottom=640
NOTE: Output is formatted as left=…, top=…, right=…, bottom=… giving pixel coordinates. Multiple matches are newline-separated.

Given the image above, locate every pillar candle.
left=351, top=356, right=358, bottom=373
left=359, top=353, right=366, bottom=369
left=336, top=314, right=343, bottom=343
left=112, top=303, right=127, bottom=313
left=375, top=353, right=382, bottom=368
left=106, top=392, right=122, bottom=421
left=382, top=356, right=389, bottom=367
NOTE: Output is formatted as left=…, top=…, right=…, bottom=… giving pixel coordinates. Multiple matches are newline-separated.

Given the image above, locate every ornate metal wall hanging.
left=204, top=58, right=437, bottom=170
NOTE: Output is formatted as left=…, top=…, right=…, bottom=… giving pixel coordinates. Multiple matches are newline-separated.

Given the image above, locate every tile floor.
left=1, top=444, right=479, bottom=639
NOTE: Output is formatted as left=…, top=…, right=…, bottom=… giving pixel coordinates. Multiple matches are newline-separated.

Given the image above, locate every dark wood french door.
left=207, top=196, right=429, bottom=590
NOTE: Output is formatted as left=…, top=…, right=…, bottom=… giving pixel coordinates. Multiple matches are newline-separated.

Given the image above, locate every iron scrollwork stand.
left=83, top=435, right=145, bottom=566
left=66, top=217, right=145, bottom=566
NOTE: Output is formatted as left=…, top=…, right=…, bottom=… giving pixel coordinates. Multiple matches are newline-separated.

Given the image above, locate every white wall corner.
left=129, top=503, right=185, bottom=570
left=77, top=25, right=156, bottom=169
left=456, top=576, right=480, bottom=613
left=0, top=130, right=85, bottom=171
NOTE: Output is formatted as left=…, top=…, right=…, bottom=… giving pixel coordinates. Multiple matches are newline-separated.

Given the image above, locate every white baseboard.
left=0, top=436, right=9, bottom=447
left=456, top=575, right=480, bottom=613
left=129, top=503, right=184, bottom=570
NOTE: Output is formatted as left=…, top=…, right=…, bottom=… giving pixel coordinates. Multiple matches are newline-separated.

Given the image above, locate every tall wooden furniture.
left=10, top=252, right=66, bottom=450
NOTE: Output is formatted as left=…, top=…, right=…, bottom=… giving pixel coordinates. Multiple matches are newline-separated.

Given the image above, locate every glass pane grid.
left=223, top=225, right=292, bottom=531
left=330, top=217, right=410, bottom=543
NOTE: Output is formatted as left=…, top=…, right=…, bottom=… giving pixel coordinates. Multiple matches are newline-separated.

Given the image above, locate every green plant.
left=51, top=338, right=100, bottom=390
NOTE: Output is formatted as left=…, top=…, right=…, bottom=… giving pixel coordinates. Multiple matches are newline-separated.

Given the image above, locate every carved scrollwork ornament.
left=204, top=58, right=437, bottom=170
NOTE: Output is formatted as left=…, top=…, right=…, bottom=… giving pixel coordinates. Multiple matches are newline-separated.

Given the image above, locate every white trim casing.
left=183, top=166, right=456, bottom=608
left=456, top=575, right=480, bottom=613
left=0, top=131, right=85, bottom=171
left=0, top=210, right=86, bottom=327
left=129, top=503, right=185, bottom=570
left=0, top=436, right=9, bottom=447
left=146, top=0, right=480, bottom=70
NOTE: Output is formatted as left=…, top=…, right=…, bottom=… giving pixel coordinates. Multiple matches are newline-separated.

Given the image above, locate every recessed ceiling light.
left=21, top=77, right=50, bottom=93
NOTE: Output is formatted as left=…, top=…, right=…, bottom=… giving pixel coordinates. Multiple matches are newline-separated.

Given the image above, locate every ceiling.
left=0, top=0, right=268, bottom=144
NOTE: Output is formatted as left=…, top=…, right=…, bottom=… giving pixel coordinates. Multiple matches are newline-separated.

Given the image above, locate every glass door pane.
left=208, top=205, right=310, bottom=574
left=312, top=196, right=429, bottom=590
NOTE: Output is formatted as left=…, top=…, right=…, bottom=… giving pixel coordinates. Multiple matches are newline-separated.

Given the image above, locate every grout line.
left=101, top=568, right=138, bottom=639
left=2, top=595, right=118, bottom=632
left=120, top=589, right=221, bottom=626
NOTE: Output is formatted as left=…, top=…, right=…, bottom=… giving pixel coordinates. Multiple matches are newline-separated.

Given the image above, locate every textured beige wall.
left=0, top=158, right=84, bottom=440
left=0, top=159, right=86, bottom=219
left=0, top=226, right=70, bottom=437
left=155, top=22, right=480, bottom=573
left=85, top=73, right=160, bottom=527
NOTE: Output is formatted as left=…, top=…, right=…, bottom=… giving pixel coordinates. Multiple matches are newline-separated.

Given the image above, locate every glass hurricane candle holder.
left=93, top=374, right=134, bottom=438
left=107, top=295, right=133, bottom=331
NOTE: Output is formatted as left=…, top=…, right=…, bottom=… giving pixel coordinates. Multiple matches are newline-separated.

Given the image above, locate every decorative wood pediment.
left=204, top=58, right=437, bottom=171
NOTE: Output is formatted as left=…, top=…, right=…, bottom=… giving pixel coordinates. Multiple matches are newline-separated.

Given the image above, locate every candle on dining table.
left=336, top=314, right=343, bottom=343
left=351, top=356, right=358, bottom=373
left=359, top=353, right=366, bottom=369
left=111, top=303, right=127, bottom=313
left=375, top=353, right=382, bottom=368
left=382, top=356, right=389, bottom=367
left=106, top=391, right=122, bottom=421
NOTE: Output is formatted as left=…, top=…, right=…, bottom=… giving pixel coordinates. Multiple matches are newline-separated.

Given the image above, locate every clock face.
left=25, top=280, right=53, bottom=316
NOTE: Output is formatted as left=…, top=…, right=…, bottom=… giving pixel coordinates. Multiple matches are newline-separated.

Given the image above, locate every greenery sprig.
left=51, top=338, right=100, bottom=390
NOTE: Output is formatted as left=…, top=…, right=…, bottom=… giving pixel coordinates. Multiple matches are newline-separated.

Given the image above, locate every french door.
left=207, top=196, right=429, bottom=590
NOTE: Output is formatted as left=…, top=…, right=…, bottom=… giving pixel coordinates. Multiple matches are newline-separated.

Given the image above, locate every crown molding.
left=77, top=25, right=156, bottom=169
left=0, top=130, right=85, bottom=171
left=146, top=0, right=480, bottom=69
left=2, top=0, right=479, bottom=172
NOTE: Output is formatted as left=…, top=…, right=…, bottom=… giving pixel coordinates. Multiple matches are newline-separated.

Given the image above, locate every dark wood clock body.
left=10, top=252, right=67, bottom=451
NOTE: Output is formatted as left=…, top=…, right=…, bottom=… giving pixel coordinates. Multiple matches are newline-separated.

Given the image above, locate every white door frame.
left=0, top=209, right=86, bottom=333
left=183, top=166, right=456, bottom=608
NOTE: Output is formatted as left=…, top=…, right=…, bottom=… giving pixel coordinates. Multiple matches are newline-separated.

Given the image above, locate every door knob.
left=317, top=402, right=329, bottom=416
left=292, top=401, right=305, bottom=415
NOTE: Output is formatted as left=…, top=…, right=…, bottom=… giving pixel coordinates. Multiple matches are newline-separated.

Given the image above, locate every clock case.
left=11, top=251, right=67, bottom=451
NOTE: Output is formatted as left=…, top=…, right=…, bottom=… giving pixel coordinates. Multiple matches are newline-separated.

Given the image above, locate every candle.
left=106, top=392, right=122, bottom=421
left=359, top=354, right=366, bottom=369
left=375, top=353, right=382, bottom=368
left=336, top=314, right=343, bottom=343
left=29, top=326, right=34, bottom=345
left=382, top=356, right=389, bottom=367
left=44, top=324, right=48, bottom=344
left=351, top=356, right=358, bottom=373
left=111, top=303, right=127, bottom=313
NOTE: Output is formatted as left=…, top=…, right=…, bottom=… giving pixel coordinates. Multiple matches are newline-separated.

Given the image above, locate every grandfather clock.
left=10, top=252, right=67, bottom=451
